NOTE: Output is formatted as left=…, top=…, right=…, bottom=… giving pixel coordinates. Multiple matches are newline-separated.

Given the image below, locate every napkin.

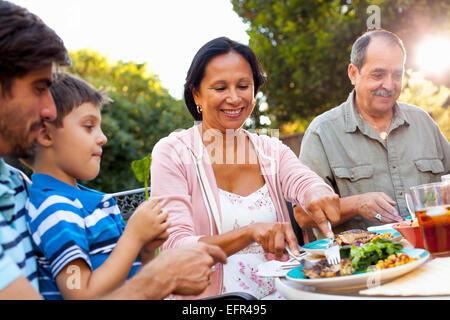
left=256, top=260, right=300, bottom=277
left=359, top=257, right=450, bottom=296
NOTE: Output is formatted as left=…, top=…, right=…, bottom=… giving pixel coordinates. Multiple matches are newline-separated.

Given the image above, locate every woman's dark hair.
left=0, top=1, right=70, bottom=96
left=184, top=37, right=266, bottom=121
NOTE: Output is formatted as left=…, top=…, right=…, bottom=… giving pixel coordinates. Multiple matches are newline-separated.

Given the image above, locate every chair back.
left=109, top=187, right=148, bottom=220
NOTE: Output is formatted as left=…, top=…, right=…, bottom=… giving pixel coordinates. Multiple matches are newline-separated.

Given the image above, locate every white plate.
left=302, top=238, right=331, bottom=256
left=286, top=248, right=430, bottom=292
left=274, top=277, right=450, bottom=300
left=367, top=223, right=397, bottom=231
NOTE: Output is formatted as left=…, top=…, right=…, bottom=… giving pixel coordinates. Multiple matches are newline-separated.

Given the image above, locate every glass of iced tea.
left=410, top=182, right=450, bottom=255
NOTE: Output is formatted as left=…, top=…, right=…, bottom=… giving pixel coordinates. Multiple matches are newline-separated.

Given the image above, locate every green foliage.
left=399, top=70, right=450, bottom=140
left=231, top=0, right=450, bottom=127
left=131, top=153, right=151, bottom=200
left=68, top=49, right=193, bottom=192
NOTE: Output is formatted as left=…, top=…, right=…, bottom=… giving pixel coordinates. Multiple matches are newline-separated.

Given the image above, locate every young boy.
left=25, top=72, right=170, bottom=300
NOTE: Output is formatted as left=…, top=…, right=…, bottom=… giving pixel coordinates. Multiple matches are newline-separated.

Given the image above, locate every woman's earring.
left=197, top=105, right=202, bottom=114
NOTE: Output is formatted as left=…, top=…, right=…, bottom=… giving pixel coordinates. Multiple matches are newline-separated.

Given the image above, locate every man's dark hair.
left=0, top=0, right=70, bottom=96
left=350, top=29, right=406, bottom=72
left=184, top=36, right=266, bottom=121
left=50, top=72, right=112, bottom=127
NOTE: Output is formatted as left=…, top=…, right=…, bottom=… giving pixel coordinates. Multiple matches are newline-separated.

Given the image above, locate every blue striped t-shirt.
left=0, top=158, right=39, bottom=292
left=26, top=173, right=141, bottom=300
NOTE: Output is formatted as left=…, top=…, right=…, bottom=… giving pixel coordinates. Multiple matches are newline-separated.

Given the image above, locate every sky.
left=12, top=0, right=250, bottom=99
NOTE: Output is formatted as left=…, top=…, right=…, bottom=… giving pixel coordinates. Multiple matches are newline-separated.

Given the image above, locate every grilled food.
left=302, top=259, right=355, bottom=279
left=335, top=229, right=377, bottom=246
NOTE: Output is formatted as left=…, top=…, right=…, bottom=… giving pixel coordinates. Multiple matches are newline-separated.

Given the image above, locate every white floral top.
left=219, top=184, right=284, bottom=299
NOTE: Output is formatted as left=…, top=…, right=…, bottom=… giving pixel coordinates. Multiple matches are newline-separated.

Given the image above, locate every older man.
left=0, top=0, right=226, bottom=299
left=296, top=29, right=450, bottom=241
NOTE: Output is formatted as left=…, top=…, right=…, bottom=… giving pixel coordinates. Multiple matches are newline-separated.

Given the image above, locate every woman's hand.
left=248, top=222, right=299, bottom=259
left=303, top=185, right=340, bottom=238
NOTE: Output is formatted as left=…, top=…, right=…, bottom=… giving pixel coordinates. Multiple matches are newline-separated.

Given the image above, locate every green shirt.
left=299, top=90, right=450, bottom=239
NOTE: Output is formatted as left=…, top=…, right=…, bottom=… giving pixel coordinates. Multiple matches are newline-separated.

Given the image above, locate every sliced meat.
left=303, top=259, right=355, bottom=279
left=335, top=229, right=376, bottom=246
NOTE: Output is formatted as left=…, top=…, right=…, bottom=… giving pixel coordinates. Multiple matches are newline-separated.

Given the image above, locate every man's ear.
left=36, top=122, right=54, bottom=147
left=348, top=64, right=359, bottom=86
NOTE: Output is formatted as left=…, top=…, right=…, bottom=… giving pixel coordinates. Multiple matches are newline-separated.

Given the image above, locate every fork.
left=324, top=220, right=341, bottom=265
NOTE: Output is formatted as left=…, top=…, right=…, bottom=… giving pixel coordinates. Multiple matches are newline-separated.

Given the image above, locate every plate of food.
left=302, top=229, right=401, bottom=256
left=286, top=239, right=429, bottom=292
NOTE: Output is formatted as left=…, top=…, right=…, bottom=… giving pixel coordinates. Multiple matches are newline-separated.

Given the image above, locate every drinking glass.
left=409, top=182, right=450, bottom=255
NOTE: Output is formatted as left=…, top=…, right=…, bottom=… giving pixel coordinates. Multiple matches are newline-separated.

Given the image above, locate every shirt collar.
left=344, top=89, right=409, bottom=134
left=0, top=158, right=16, bottom=198
left=31, top=173, right=110, bottom=212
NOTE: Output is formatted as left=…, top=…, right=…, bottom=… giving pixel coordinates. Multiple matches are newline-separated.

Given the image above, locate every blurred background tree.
left=231, top=0, right=450, bottom=132
left=399, top=70, right=450, bottom=139
left=6, top=1, right=449, bottom=191
left=69, top=49, right=192, bottom=192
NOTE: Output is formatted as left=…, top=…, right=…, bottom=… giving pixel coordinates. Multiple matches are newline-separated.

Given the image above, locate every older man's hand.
left=303, top=185, right=340, bottom=238
left=353, top=192, right=402, bottom=223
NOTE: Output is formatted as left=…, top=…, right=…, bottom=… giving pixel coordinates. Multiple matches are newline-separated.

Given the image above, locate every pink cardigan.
left=150, top=125, right=331, bottom=298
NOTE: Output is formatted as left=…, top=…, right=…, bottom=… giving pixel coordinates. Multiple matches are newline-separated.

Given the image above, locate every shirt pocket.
left=332, top=165, right=374, bottom=197
left=414, top=158, right=445, bottom=184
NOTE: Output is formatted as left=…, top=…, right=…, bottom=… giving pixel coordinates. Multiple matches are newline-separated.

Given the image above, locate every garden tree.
left=69, top=49, right=193, bottom=192
left=231, top=0, right=450, bottom=127
left=399, top=70, right=450, bottom=140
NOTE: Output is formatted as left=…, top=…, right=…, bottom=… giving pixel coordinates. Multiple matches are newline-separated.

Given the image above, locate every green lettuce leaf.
left=350, top=239, right=403, bottom=271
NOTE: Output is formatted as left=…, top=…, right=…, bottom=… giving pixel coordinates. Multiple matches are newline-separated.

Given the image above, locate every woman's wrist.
left=243, top=223, right=256, bottom=243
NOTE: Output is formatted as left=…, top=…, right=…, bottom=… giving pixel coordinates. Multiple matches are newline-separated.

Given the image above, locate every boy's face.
left=0, top=65, right=56, bottom=157
left=48, top=102, right=107, bottom=181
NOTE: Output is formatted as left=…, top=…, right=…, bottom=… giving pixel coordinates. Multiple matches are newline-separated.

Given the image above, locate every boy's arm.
left=0, top=276, right=42, bottom=300
left=55, top=225, right=144, bottom=300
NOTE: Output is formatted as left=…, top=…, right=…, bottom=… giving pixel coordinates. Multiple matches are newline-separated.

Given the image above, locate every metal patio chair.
left=109, top=187, right=147, bottom=220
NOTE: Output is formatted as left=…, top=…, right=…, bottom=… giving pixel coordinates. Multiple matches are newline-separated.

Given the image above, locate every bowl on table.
left=392, top=219, right=425, bottom=249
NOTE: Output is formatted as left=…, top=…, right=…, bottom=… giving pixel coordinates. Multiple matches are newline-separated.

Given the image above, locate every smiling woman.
left=150, top=36, right=340, bottom=300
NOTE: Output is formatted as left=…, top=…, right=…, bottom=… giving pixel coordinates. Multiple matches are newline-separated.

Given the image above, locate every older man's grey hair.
left=350, top=29, right=406, bottom=72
